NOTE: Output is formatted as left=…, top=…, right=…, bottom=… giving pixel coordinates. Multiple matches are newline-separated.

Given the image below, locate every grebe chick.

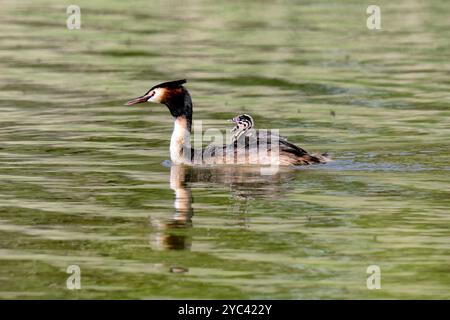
left=230, top=114, right=288, bottom=144
left=125, top=80, right=330, bottom=166
left=231, top=114, right=254, bottom=142
left=229, top=113, right=330, bottom=165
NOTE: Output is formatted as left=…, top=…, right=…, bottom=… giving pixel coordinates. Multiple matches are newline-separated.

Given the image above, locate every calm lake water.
left=0, top=0, right=449, bottom=299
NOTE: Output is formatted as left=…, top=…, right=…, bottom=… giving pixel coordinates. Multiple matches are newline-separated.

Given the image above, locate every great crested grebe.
left=125, top=79, right=329, bottom=165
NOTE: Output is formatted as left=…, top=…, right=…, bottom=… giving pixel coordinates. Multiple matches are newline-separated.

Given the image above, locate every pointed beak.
left=124, top=95, right=148, bottom=106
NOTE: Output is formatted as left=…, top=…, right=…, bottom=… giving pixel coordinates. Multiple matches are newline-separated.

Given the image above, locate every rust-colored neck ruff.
left=164, top=88, right=193, bottom=132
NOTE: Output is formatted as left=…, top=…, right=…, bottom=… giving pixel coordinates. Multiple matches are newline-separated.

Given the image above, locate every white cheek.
left=147, top=88, right=165, bottom=103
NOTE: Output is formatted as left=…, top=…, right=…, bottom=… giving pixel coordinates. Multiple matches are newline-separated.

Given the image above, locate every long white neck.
left=170, top=116, right=191, bottom=164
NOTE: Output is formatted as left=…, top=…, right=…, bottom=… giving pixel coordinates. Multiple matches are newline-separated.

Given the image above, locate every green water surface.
left=0, top=0, right=449, bottom=299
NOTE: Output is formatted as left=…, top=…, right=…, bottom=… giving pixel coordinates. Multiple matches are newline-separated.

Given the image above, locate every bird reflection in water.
left=149, top=165, right=193, bottom=252
left=149, top=164, right=297, bottom=253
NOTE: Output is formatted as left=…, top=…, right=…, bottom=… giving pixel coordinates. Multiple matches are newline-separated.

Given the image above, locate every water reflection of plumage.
left=149, top=164, right=297, bottom=251
left=149, top=165, right=193, bottom=251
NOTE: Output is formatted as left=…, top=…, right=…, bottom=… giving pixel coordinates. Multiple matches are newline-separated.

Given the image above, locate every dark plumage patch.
left=146, top=79, right=187, bottom=95
left=164, top=88, right=193, bottom=125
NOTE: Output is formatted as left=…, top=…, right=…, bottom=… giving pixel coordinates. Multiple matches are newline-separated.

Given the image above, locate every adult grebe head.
left=125, top=79, right=187, bottom=105
left=125, top=79, right=192, bottom=122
